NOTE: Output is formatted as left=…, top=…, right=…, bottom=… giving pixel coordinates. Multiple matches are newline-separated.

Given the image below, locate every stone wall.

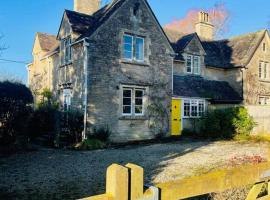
left=86, top=0, right=173, bottom=142
left=246, top=106, right=270, bottom=134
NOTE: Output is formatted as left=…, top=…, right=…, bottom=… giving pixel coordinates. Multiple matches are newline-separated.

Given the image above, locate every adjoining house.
left=165, top=12, right=270, bottom=134
left=28, top=0, right=270, bottom=141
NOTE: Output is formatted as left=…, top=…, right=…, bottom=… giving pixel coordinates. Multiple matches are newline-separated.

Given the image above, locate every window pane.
left=186, top=55, right=192, bottom=73
left=123, top=98, right=131, bottom=105
left=123, top=35, right=133, bottom=60
left=191, top=100, right=198, bottom=117
left=123, top=89, right=131, bottom=97
left=123, top=106, right=131, bottom=114
left=198, top=101, right=205, bottom=117
left=135, top=90, right=143, bottom=98
left=184, top=100, right=190, bottom=117
left=135, top=89, right=144, bottom=114
left=135, top=98, right=142, bottom=105
left=135, top=106, right=143, bottom=114
left=135, top=37, right=144, bottom=61
left=123, top=89, right=132, bottom=114
left=193, top=56, right=200, bottom=74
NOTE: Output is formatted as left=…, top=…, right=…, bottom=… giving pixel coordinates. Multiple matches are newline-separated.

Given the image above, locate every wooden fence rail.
left=79, top=162, right=270, bottom=200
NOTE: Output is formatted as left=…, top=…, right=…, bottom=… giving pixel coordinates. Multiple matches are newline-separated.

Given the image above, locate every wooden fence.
left=79, top=162, right=270, bottom=200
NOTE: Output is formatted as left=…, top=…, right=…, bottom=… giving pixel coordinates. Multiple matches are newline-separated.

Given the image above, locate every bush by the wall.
left=199, top=107, right=256, bottom=139
left=88, top=126, right=111, bottom=142
left=0, top=81, right=33, bottom=147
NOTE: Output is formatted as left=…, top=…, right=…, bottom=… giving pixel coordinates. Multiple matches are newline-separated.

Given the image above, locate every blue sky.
left=0, top=0, right=269, bottom=83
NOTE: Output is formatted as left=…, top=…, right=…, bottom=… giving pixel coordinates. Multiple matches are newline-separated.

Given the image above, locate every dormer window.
left=61, top=36, right=72, bottom=65
left=186, top=54, right=201, bottom=75
left=123, top=34, right=144, bottom=62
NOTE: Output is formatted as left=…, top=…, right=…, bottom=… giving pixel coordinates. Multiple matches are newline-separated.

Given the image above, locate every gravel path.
left=0, top=140, right=268, bottom=200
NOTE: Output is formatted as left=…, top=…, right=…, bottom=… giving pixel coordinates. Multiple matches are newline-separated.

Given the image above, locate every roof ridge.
left=228, top=29, right=266, bottom=40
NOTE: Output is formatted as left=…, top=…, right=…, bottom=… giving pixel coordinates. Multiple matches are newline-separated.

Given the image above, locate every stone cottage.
left=28, top=1, right=270, bottom=141
left=29, top=0, right=174, bottom=142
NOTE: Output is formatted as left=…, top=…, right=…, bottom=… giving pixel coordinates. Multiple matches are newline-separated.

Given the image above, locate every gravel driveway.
left=0, top=140, right=268, bottom=200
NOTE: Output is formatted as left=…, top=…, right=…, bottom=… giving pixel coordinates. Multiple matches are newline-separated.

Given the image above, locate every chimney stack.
left=74, top=0, right=102, bottom=15
left=195, top=11, right=214, bottom=40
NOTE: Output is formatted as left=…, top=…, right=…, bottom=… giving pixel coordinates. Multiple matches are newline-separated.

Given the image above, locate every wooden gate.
left=79, top=162, right=270, bottom=200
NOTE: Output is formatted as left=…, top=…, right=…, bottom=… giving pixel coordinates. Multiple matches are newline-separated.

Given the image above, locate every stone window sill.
left=259, top=79, right=270, bottom=83
left=121, top=59, right=150, bottom=67
left=119, top=116, right=148, bottom=121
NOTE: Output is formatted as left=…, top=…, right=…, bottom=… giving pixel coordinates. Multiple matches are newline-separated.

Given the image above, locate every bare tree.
left=164, top=1, right=231, bottom=39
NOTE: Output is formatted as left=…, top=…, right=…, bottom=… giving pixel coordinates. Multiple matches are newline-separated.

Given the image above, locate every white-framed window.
left=123, top=34, right=144, bottom=62
left=259, top=96, right=270, bottom=105
left=61, top=36, right=72, bottom=65
left=186, top=54, right=201, bottom=75
left=183, top=99, right=206, bottom=118
left=122, top=87, right=145, bottom=116
left=259, top=61, right=269, bottom=80
left=63, top=89, right=72, bottom=111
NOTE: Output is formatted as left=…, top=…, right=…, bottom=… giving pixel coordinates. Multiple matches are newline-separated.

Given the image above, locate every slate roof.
left=173, top=75, right=242, bottom=103
left=202, top=30, right=266, bottom=68
left=164, top=28, right=196, bottom=60
left=37, top=32, right=59, bottom=52
left=165, top=28, right=267, bottom=69
left=64, top=0, right=126, bottom=40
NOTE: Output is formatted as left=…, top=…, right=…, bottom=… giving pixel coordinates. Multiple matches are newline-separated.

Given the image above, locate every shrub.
left=61, top=110, right=84, bottom=144
left=199, top=107, right=256, bottom=139
left=74, top=138, right=106, bottom=150
left=0, top=81, right=33, bottom=147
left=89, top=126, right=111, bottom=142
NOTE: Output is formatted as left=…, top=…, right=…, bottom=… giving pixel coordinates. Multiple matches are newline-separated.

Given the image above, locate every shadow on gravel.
left=0, top=139, right=214, bottom=200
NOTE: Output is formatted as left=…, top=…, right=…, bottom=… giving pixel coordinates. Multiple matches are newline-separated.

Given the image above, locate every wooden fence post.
left=106, top=164, right=129, bottom=200
left=126, top=163, right=144, bottom=200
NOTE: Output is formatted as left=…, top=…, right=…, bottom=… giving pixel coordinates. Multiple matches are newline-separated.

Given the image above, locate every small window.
left=186, top=54, right=201, bottom=75
left=123, top=89, right=132, bottom=115
left=122, top=87, right=145, bottom=116
left=259, top=96, right=270, bottom=105
left=63, top=89, right=72, bottom=111
left=183, top=99, right=206, bottom=118
left=263, top=43, right=266, bottom=52
left=123, top=34, right=144, bottom=62
left=61, top=36, right=72, bottom=65
left=259, top=61, right=269, bottom=80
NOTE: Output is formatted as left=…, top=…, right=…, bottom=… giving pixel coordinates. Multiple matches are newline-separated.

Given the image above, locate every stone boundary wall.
left=245, top=105, right=270, bottom=134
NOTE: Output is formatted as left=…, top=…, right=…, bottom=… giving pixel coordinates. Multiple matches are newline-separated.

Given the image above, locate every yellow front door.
left=171, top=99, right=182, bottom=136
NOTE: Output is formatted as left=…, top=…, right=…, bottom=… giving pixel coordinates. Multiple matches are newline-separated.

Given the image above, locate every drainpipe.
left=82, top=38, right=89, bottom=141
